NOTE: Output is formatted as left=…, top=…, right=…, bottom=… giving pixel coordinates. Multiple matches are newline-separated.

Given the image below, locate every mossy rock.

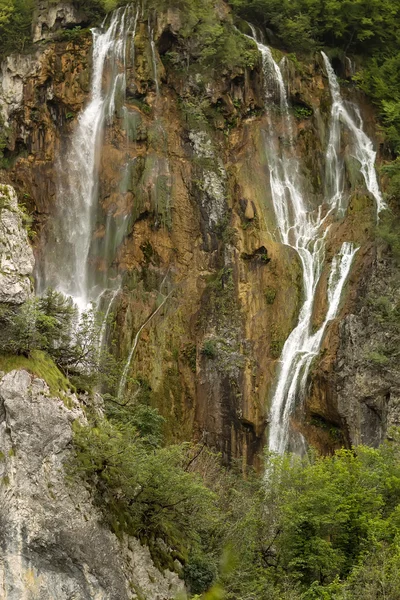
left=0, top=350, right=71, bottom=396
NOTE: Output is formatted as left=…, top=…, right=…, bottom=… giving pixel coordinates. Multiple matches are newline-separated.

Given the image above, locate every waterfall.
left=321, top=52, right=385, bottom=214
left=40, top=4, right=139, bottom=313
left=248, top=33, right=379, bottom=454
left=148, top=21, right=160, bottom=96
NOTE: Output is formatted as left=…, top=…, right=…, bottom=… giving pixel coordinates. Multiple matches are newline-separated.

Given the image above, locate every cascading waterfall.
left=321, top=52, right=386, bottom=215
left=249, top=32, right=382, bottom=454
left=39, top=4, right=139, bottom=313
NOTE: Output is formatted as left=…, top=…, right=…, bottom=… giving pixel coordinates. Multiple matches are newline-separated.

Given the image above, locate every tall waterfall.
left=249, top=33, right=382, bottom=454
left=39, top=4, right=139, bottom=312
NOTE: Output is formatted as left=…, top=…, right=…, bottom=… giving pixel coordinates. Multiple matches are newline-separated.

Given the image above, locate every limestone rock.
left=0, top=52, right=43, bottom=124
left=0, top=185, right=34, bottom=305
left=0, top=370, right=185, bottom=599
left=33, top=2, right=88, bottom=43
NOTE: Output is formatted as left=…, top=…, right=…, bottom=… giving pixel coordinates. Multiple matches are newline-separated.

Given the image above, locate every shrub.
left=184, top=555, right=216, bottom=594
left=202, top=339, right=218, bottom=359
left=71, top=419, right=218, bottom=558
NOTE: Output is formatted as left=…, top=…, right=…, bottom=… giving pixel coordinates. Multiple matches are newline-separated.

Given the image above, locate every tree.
left=72, top=419, right=219, bottom=561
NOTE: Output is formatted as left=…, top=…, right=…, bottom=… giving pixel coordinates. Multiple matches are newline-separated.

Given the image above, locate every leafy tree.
left=72, top=419, right=219, bottom=561
left=0, top=0, right=34, bottom=56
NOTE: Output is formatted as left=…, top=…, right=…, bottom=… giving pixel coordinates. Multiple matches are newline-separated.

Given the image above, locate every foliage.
left=0, top=0, right=108, bottom=57
left=216, top=439, right=400, bottom=599
left=201, top=340, right=218, bottom=359
left=376, top=209, right=400, bottom=263
left=149, top=0, right=258, bottom=72
left=293, top=105, right=314, bottom=119
left=0, top=0, right=34, bottom=56
left=184, top=555, right=216, bottom=595
left=71, top=418, right=219, bottom=562
left=230, top=0, right=400, bottom=55
left=0, top=290, right=127, bottom=395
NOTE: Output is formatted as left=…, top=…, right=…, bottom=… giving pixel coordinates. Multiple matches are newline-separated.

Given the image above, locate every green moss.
left=270, top=338, right=284, bottom=359
left=365, top=351, right=390, bottom=367
left=0, top=350, right=71, bottom=396
left=264, top=286, right=277, bottom=305
left=181, top=343, right=197, bottom=373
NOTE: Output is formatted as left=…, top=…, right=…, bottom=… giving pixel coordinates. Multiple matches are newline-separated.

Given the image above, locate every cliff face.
left=0, top=182, right=186, bottom=596
left=0, top=0, right=398, bottom=466
left=0, top=368, right=184, bottom=599
left=0, top=185, right=34, bottom=304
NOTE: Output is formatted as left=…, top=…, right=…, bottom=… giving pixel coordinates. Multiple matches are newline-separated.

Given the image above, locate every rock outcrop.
left=33, top=2, right=88, bottom=43
left=0, top=185, right=34, bottom=304
left=304, top=240, right=400, bottom=451
left=0, top=369, right=185, bottom=599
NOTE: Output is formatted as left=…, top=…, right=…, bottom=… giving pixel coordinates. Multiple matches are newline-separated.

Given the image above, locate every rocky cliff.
left=0, top=367, right=185, bottom=599
left=0, top=0, right=398, bottom=466
left=0, top=184, right=34, bottom=304
left=0, top=180, right=184, bottom=598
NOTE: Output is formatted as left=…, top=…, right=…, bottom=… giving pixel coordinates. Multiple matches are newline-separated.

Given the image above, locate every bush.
left=201, top=339, right=218, bottom=359
left=184, top=555, right=216, bottom=594
left=0, top=289, right=128, bottom=396
left=71, top=419, right=218, bottom=559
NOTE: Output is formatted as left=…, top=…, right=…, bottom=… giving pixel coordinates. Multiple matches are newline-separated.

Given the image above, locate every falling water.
left=117, top=290, right=172, bottom=400
left=148, top=21, right=160, bottom=96
left=248, top=32, right=382, bottom=454
left=322, top=52, right=385, bottom=214
left=39, top=4, right=139, bottom=313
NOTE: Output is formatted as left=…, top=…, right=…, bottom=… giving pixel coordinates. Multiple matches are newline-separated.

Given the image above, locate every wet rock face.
left=0, top=185, right=34, bottom=304
left=303, top=242, right=400, bottom=452
left=333, top=247, right=400, bottom=447
left=0, top=0, right=390, bottom=463
left=0, top=370, right=185, bottom=600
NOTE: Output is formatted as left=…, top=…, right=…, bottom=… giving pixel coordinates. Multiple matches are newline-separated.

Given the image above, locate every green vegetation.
left=0, top=0, right=34, bottom=56
left=230, top=0, right=400, bottom=55
left=264, top=285, right=277, bottom=304
left=293, top=105, right=313, bottom=119
left=71, top=419, right=400, bottom=599
left=201, top=339, right=218, bottom=359
left=0, top=289, right=126, bottom=394
left=0, top=0, right=257, bottom=75
left=72, top=419, right=218, bottom=568
left=376, top=211, right=400, bottom=262
left=0, top=0, right=109, bottom=57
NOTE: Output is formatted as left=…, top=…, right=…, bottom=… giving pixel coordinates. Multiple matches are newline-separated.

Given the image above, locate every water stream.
left=249, top=32, right=382, bottom=454
left=39, top=4, right=139, bottom=314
